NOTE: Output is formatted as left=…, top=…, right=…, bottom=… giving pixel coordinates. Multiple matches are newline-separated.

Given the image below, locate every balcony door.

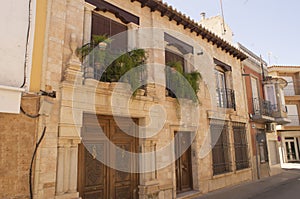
left=251, top=77, right=260, bottom=115
left=264, top=84, right=277, bottom=112
left=215, top=70, right=226, bottom=108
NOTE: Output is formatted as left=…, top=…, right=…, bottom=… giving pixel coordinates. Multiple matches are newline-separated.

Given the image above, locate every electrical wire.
left=20, top=106, right=40, bottom=118
left=20, top=0, right=33, bottom=88
left=29, top=127, right=46, bottom=199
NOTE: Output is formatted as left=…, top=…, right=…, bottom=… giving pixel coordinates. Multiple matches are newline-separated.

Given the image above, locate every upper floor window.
left=164, top=33, right=199, bottom=101
left=286, top=104, right=300, bottom=126
left=214, top=59, right=235, bottom=110
left=282, top=76, right=295, bottom=96
left=264, top=84, right=277, bottom=112
left=92, top=13, right=128, bottom=51
left=165, top=50, right=185, bottom=98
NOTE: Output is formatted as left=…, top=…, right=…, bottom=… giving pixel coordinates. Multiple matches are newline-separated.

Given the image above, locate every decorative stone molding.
left=55, top=138, right=81, bottom=197
left=64, top=33, right=83, bottom=83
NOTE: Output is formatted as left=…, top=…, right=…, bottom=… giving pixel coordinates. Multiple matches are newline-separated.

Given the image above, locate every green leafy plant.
left=76, top=35, right=147, bottom=94
left=166, top=61, right=201, bottom=103
left=103, top=49, right=147, bottom=95
left=76, top=35, right=111, bottom=62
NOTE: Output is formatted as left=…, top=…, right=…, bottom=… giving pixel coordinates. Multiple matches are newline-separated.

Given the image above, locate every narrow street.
left=196, top=170, right=300, bottom=199
left=252, top=176, right=300, bottom=199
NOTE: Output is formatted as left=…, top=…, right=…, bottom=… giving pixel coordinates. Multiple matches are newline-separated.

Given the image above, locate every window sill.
left=235, top=167, right=251, bottom=174
left=212, top=171, right=233, bottom=179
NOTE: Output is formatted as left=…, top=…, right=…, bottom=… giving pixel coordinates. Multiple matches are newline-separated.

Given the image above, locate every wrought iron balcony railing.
left=252, top=98, right=273, bottom=117
left=216, top=88, right=236, bottom=110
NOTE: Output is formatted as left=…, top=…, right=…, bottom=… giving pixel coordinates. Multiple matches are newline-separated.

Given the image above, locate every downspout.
left=255, top=129, right=260, bottom=180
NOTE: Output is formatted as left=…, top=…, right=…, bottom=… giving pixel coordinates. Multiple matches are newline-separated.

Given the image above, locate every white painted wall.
left=0, top=0, right=36, bottom=88
left=0, top=0, right=36, bottom=113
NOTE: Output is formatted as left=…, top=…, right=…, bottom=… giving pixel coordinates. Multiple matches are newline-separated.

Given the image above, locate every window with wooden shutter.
left=92, top=13, right=128, bottom=51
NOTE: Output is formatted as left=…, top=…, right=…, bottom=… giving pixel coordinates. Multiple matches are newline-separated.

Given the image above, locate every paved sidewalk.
left=195, top=169, right=300, bottom=199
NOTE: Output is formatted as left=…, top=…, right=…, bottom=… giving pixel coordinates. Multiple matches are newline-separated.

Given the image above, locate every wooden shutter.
left=91, top=13, right=128, bottom=51
left=92, top=13, right=110, bottom=36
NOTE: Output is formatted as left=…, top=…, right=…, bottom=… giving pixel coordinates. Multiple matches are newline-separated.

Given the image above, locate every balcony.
left=216, top=88, right=236, bottom=110
left=80, top=44, right=147, bottom=95
left=272, top=104, right=291, bottom=125
left=251, top=98, right=275, bottom=123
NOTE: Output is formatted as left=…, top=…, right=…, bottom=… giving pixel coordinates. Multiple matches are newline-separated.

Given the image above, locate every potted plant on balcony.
left=165, top=61, right=201, bottom=103
left=76, top=35, right=147, bottom=95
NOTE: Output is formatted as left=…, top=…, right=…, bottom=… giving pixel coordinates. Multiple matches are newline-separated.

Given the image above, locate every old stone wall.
left=0, top=95, right=39, bottom=199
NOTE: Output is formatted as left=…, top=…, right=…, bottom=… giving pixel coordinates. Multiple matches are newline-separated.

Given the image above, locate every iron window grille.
left=216, top=88, right=236, bottom=110
left=232, top=122, right=249, bottom=170
left=211, top=120, right=231, bottom=175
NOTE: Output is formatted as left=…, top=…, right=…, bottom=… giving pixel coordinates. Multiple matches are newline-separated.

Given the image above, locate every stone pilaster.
left=83, top=2, right=96, bottom=44
left=55, top=138, right=80, bottom=198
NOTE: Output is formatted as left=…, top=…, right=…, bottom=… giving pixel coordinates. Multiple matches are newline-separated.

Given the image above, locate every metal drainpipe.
left=255, top=129, right=261, bottom=180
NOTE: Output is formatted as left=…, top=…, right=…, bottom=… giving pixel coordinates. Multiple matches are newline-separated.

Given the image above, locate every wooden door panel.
left=84, top=191, right=104, bottom=199
left=175, top=132, right=193, bottom=193
left=83, top=143, right=107, bottom=199
left=110, top=118, right=138, bottom=199
left=79, top=115, right=139, bottom=199
left=114, top=186, right=132, bottom=199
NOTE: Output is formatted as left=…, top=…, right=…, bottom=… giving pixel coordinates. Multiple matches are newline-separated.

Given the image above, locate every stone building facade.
left=238, top=44, right=284, bottom=180
left=2, top=0, right=258, bottom=198
left=268, top=66, right=300, bottom=169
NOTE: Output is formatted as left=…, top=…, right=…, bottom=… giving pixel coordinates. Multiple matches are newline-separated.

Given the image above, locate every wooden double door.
left=175, top=131, right=193, bottom=193
left=78, top=115, right=139, bottom=199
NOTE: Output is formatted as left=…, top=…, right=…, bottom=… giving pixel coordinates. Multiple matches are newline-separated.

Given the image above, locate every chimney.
left=200, top=12, right=206, bottom=20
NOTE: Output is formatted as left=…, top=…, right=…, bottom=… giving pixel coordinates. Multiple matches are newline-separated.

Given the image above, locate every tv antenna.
left=219, top=0, right=227, bottom=34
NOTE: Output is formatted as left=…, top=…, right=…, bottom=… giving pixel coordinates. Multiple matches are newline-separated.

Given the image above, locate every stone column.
left=69, top=140, right=80, bottom=193
left=56, top=144, right=65, bottom=195
left=83, top=2, right=96, bottom=44
left=63, top=142, right=71, bottom=193
left=139, top=140, right=159, bottom=199
left=55, top=139, right=80, bottom=198
left=127, top=22, right=139, bottom=50
left=184, top=53, right=193, bottom=73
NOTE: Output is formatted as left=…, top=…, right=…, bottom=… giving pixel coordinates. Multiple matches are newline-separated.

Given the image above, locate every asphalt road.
left=196, top=170, right=300, bottom=199
left=250, top=177, right=300, bottom=199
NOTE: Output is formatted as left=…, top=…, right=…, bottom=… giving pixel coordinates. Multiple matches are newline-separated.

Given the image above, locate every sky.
left=164, top=0, right=300, bottom=66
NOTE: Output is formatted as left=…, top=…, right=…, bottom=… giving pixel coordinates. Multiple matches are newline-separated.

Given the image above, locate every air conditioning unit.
left=265, top=123, right=276, bottom=132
